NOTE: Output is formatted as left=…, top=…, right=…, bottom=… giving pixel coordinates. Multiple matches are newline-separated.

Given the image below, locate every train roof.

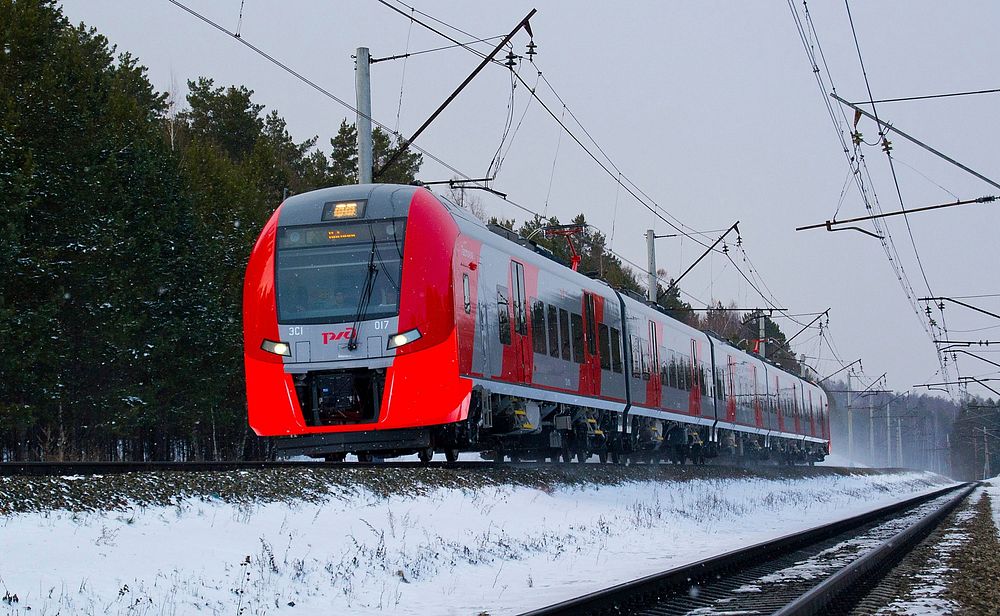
left=277, top=184, right=420, bottom=226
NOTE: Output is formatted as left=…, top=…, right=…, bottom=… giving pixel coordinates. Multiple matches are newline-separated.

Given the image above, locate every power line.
left=165, top=0, right=482, bottom=189
left=374, top=0, right=715, bottom=250
left=789, top=0, right=953, bottom=391
left=371, top=36, right=506, bottom=64
left=852, top=87, right=1000, bottom=105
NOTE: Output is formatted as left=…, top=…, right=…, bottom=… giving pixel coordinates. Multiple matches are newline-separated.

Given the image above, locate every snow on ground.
left=0, top=470, right=951, bottom=615
left=987, top=476, right=1000, bottom=538
left=815, top=452, right=870, bottom=468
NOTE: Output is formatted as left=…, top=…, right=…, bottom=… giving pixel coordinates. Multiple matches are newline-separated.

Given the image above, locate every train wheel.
left=598, top=451, right=608, bottom=464
left=357, top=452, right=374, bottom=463
left=418, top=447, right=434, bottom=464
left=324, top=453, right=346, bottom=463
left=444, top=448, right=459, bottom=463
left=576, top=451, right=588, bottom=464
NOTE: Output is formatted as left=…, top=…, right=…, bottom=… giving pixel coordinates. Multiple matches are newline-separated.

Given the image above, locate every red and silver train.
left=243, top=184, right=830, bottom=463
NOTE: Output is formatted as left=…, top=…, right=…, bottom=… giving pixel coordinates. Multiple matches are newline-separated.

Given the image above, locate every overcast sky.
left=59, top=1, right=1000, bottom=399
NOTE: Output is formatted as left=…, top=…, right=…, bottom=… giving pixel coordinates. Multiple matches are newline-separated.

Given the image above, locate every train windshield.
left=275, top=220, right=405, bottom=325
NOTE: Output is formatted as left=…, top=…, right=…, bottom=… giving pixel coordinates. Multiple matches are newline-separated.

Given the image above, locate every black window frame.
left=610, top=327, right=623, bottom=373
left=570, top=312, right=585, bottom=364
left=598, top=324, right=611, bottom=370
left=530, top=298, right=547, bottom=355
left=559, top=308, right=572, bottom=361
left=547, top=305, right=560, bottom=358
left=497, top=285, right=511, bottom=345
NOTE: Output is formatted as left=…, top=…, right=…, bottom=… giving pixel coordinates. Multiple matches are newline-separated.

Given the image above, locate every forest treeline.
left=0, top=1, right=831, bottom=461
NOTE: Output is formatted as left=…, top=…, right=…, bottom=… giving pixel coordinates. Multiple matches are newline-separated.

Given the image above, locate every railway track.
left=0, top=460, right=511, bottom=476
left=520, top=482, right=975, bottom=616
left=0, top=460, right=868, bottom=476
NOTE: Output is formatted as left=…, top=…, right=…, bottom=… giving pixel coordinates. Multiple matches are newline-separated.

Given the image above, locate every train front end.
left=243, top=184, right=471, bottom=459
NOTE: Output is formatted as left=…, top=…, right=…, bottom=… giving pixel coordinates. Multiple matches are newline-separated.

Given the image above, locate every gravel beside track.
left=0, top=462, right=908, bottom=514
left=943, top=491, right=1000, bottom=613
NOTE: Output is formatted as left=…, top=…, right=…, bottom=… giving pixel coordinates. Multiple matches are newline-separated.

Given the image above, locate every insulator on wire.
left=526, top=40, right=537, bottom=59
left=504, top=50, right=519, bottom=68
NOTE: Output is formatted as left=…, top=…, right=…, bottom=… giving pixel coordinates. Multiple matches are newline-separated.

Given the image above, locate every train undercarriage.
left=275, top=381, right=828, bottom=466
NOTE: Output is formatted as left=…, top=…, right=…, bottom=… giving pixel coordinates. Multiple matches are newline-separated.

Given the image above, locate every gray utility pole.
left=847, top=372, right=854, bottom=465
left=897, top=418, right=903, bottom=467
left=978, top=427, right=993, bottom=480
left=646, top=229, right=657, bottom=303
left=759, top=315, right=766, bottom=360
left=886, top=399, right=892, bottom=467
left=355, top=47, right=373, bottom=185
left=868, top=396, right=874, bottom=465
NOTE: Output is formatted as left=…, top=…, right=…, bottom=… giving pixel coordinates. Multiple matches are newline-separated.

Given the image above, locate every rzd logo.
left=322, top=328, right=355, bottom=344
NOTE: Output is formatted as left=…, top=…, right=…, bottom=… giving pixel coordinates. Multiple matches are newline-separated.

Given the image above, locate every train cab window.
left=531, top=299, right=546, bottom=355
left=640, top=346, right=650, bottom=380
left=547, top=305, right=559, bottom=358
left=610, top=327, right=623, bottom=373
left=462, top=274, right=471, bottom=314
left=497, top=285, right=511, bottom=345
left=559, top=308, right=571, bottom=361
left=598, top=324, right=611, bottom=370
left=570, top=313, right=585, bottom=364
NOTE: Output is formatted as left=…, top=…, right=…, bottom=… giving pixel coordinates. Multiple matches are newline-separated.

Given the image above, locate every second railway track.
left=520, top=482, right=975, bottom=616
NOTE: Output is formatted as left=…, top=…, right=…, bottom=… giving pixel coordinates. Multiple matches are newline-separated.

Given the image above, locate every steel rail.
left=517, top=482, right=969, bottom=616
left=774, top=482, right=976, bottom=615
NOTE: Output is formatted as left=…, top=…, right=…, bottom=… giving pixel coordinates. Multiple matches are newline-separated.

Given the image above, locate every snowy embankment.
left=0, top=467, right=951, bottom=615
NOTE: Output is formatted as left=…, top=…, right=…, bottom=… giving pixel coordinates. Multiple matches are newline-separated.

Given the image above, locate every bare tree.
left=448, top=182, right=488, bottom=222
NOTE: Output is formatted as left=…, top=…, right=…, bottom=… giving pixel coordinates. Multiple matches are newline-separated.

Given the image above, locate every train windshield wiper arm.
left=347, top=235, right=379, bottom=351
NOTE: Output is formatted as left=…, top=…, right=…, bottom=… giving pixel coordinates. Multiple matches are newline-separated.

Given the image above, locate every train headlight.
left=387, top=328, right=421, bottom=350
left=261, top=339, right=291, bottom=356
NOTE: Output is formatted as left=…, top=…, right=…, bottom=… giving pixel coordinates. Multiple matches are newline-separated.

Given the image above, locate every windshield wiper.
left=347, top=235, right=379, bottom=351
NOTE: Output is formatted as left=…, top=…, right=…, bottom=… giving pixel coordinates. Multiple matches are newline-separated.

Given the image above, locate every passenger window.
left=531, top=298, right=546, bottom=355
left=497, top=285, right=511, bottom=345
left=547, top=305, right=559, bottom=358
left=559, top=308, right=571, bottom=361
left=570, top=313, right=585, bottom=364
left=462, top=274, right=471, bottom=314
left=598, top=324, right=611, bottom=370
left=610, top=327, right=622, bottom=373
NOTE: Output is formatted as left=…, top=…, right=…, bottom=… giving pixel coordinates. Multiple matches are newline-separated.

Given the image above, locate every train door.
left=753, top=365, right=763, bottom=428
left=775, top=376, right=785, bottom=433
left=646, top=320, right=662, bottom=408
left=509, top=260, right=529, bottom=383
left=689, top=339, right=701, bottom=415
left=808, top=390, right=817, bottom=436
left=726, top=356, right=737, bottom=422
left=581, top=292, right=603, bottom=396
